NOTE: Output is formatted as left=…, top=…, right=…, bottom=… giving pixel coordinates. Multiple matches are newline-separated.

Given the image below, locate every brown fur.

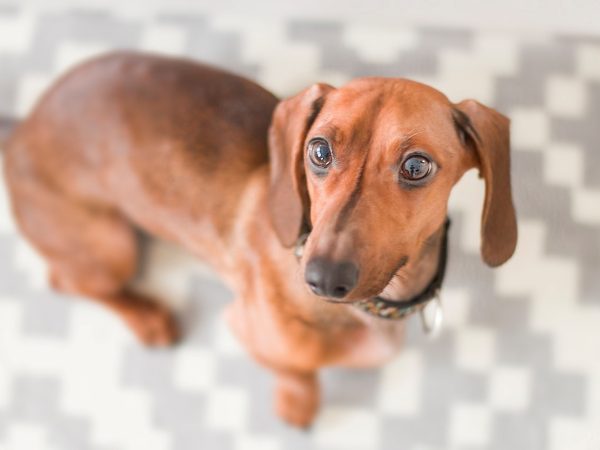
left=3, top=51, right=517, bottom=426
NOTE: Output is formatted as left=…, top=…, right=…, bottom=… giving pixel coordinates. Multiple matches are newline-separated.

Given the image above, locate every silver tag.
left=419, top=290, right=443, bottom=338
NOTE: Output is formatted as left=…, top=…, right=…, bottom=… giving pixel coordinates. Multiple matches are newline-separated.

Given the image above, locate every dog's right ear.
left=268, top=83, right=333, bottom=247
left=454, top=100, right=517, bottom=267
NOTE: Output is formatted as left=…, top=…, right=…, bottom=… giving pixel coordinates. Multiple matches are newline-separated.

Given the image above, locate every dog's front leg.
left=274, top=369, right=319, bottom=428
left=225, top=300, right=323, bottom=427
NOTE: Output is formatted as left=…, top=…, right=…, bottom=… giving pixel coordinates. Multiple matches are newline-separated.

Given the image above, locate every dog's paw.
left=274, top=373, right=319, bottom=428
left=124, top=299, right=180, bottom=347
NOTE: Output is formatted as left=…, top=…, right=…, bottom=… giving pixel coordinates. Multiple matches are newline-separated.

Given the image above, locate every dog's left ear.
left=268, top=83, right=334, bottom=247
left=454, top=100, right=518, bottom=267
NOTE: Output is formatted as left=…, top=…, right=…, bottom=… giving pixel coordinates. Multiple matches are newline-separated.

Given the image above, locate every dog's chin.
left=376, top=282, right=404, bottom=301
left=368, top=271, right=409, bottom=302
left=372, top=258, right=411, bottom=301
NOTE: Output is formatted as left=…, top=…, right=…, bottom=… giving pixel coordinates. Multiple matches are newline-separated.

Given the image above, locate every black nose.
left=304, top=257, right=359, bottom=299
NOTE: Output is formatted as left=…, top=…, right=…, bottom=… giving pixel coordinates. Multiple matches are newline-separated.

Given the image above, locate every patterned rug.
left=1, top=7, right=599, bottom=450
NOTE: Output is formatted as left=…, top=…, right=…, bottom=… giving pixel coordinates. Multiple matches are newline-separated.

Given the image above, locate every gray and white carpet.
left=0, top=7, right=599, bottom=450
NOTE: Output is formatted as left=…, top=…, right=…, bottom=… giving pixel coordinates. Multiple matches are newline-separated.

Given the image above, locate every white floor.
left=2, top=0, right=600, bottom=36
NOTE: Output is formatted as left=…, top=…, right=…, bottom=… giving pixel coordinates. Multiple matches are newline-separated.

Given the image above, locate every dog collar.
left=295, top=219, right=450, bottom=333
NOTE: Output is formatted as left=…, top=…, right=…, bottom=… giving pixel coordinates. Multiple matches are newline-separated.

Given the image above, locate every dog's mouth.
left=307, top=220, right=450, bottom=311
left=376, top=257, right=411, bottom=301
left=346, top=256, right=410, bottom=303
left=376, top=271, right=410, bottom=301
left=321, top=297, right=355, bottom=304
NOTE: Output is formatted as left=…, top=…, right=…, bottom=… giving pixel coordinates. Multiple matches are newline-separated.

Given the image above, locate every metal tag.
left=419, top=290, right=443, bottom=338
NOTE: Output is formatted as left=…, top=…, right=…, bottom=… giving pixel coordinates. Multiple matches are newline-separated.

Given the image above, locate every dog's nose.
left=304, top=257, right=359, bottom=299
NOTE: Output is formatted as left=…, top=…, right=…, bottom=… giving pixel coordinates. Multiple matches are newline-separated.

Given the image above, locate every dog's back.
left=4, top=51, right=278, bottom=245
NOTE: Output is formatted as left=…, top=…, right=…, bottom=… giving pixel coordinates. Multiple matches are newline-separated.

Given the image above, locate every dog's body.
left=2, top=52, right=516, bottom=426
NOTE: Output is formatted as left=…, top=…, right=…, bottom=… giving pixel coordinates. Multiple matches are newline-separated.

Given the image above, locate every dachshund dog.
left=1, top=52, right=517, bottom=426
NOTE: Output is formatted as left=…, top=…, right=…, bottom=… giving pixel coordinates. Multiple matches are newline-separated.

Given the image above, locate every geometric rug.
left=1, top=7, right=599, bottom=450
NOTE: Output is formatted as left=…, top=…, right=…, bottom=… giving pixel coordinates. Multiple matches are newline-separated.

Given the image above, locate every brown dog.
left=1, top=51, right=517, bottom=426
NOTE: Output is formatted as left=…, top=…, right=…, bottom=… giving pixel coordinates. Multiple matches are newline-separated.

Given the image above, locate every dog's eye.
left=308, top=138, right=332, bottom=168
left=400, top=155, right=432, bottom=181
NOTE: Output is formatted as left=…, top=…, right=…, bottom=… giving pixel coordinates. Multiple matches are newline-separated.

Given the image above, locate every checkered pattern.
left=1, top=7, right=600, bottom=450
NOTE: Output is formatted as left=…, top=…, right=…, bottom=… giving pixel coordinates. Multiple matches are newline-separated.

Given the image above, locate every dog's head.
left=268, top=78, right=517, bottom=301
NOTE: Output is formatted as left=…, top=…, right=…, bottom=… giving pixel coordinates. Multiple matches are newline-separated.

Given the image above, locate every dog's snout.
left=305, top=258, right=359, bottom=299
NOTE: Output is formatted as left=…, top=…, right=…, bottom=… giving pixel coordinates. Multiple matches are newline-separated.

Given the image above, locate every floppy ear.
left=268, top=83, right=333, bottom=247
left=454, top=100, right=518, bottom=267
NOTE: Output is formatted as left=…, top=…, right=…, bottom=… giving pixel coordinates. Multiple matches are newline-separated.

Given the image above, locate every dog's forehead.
left=317, top=78, right=453, bottom=131
left=329, top=78, right=449, bottom=109
left=314, top=78, right=456, bottom=150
